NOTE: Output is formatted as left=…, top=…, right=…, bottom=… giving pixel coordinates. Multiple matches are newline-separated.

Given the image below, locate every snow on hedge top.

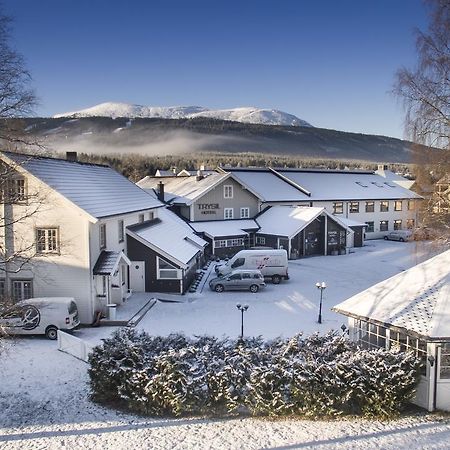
left=53, top=102, right=312, bottom=127
left=333, top=249, right=450, bottom=339
left=2, top=151, right=162, bottom=219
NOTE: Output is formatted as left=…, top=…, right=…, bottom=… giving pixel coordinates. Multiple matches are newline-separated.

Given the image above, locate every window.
left=157, top=257, right=179, bottom=279
left=394, top=220, right=402, bottom=230
left=1, top=178, right=27, bottom=203
left=224, top=208, right=234, bottom=220
left=224, top=185, right=233, bottom=199
left=333, top=202, right=344, bottom=214
left=240, top=207, right=250, bottom=219
left=440, top=343, right=450, bottom=379
left=365, top=221, right=374, bottom=233
left=242, top=273, right=251, bottom=279
left=0, top=280, right=5, bottom=299
left=36, top=228, right=59, bottom=253
left=349, top=202, right=359, bottom=213
left=407, top=200, right=415, bottom=211
left=102, top=276, right=107, bottom=295
left=149, top=211, right=155, bottom=220
left=365, top=201, right=375, bottom=213
left=255, top=236, right=266, bottom=245
left=394, top=201, right=402, bottom=211
left=380, top=201, right=389, bottom=212
left=380, top=220, right=389, bottom=231
left=229, top=273, right=241, bottom=280
left=231, top=257, right=245, bottom=269
left=100, top=224, right=106, bottom=250
left=138, top=214, right=145, bottom=223
left=406, top=219, right=415, bottom=229
left=388, top=329, right=427, bottom=375
left=214, top=238, right=244, bottom=248
left=118, top=220, right=124, bottom=243
left=12, top=280, right=33, bottom=301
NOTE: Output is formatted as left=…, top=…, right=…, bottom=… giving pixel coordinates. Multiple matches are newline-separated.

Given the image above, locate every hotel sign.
left=198, top=203, right=220, bottom=215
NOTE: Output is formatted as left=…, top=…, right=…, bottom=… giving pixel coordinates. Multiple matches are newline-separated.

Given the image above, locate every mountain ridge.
left=53, top=102, right=313, bottom=127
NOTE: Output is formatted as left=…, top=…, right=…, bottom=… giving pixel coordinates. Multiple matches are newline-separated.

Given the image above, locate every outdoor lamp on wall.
left=315, top=282, right=327, bottom=324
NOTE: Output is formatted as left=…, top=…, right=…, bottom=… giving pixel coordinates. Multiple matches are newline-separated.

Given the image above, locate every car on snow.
left=209, top=269, right=266, bottom=293
left=0, top=297, right=80, bottom=340
left=383, top=230, right=413, bottom=242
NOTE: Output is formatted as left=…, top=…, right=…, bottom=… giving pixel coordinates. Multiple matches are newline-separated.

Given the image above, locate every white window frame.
left=256, top=236, right=266, bottom=245
left=240, top=207, right=250, bottom=219
left=224, top=208, right=234, bottom=220
left=100, top=223, right=106, bottom=250
left=118, top=220, right=124, bottom=243
left=157, top=257, right=180, bottom=280
left=214, top=240, right=227, bottom=248
left=333, top=202, right=344, bottom=214
left=223, top=185, right=233, bottom=199
left=36, top=227, right=59, bottom=254
left=12, top=280, right=33, bottom=301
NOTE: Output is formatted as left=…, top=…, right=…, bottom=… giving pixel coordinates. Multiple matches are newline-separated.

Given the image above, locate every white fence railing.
left=57, top=330, right=93, bottom=362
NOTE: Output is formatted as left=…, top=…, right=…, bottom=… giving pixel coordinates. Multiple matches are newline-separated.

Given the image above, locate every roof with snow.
left=256, top=206, right=351, bottom=238
left=93, top=251, right=131, bottom=276
left=224, top=168, right=421, bottom=202
left=338, top=217, right=369, bottom=228
left=126, top=208, right=207, bottom=267
left=375, top=167, right=415, bottom=190
left=190, top=219, right=259, bottom=238
left=333, top=250, right=450, bottom=340
left=277, top=169, right=421, bottom=201
left=137, top=173, right=231, bottom=204
left=230, top=170, right=310, bottom=202
left=1, top=151, right=162, bottom=219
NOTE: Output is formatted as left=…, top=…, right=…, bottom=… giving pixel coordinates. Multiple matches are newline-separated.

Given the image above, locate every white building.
left=0, top=151, right=206, bottom=324
left=333, top=250, right=450, bottom=412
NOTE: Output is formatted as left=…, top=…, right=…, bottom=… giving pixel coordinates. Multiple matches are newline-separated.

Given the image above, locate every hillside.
left=16, top=116, right=427, bottom=163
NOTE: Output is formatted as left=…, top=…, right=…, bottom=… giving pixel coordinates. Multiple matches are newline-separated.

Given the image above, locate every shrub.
left=88, top=329, right=421, bottom=418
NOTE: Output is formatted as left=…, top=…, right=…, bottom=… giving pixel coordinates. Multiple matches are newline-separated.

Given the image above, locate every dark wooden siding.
left=127, top=236, right=182, bottom=293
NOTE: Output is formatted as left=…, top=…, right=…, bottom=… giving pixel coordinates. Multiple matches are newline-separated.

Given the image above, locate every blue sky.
left=4, top=0, right=427, bottom=139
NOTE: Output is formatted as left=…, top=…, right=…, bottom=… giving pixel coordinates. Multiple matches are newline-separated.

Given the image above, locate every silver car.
left=209, top=269, right=266, bottom=293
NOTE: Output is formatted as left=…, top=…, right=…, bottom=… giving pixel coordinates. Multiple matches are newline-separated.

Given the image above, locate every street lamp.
left=315, top=282, right=327, bottom=324
left=236, top=303, right=249, bottom=339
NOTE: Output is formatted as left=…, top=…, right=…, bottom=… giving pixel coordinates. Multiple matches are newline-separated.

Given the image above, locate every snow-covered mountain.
left=53, top=102, right=312, bottom=127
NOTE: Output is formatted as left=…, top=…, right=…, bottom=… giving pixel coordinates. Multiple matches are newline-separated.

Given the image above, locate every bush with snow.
left=88, top=329, right=421, bottom=418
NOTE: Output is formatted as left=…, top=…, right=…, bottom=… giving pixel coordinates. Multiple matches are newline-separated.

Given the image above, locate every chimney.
left=196, top=169, right=204, bottom=182
left=171, top=166, right=177, bottom=174
left=157, top=181, right=165, bottom=202
left=377, top=164, right=388, bottom=171
left=66, top=151, right=78, bottom=162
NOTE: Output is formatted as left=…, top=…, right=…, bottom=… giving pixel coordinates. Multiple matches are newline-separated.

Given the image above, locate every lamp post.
left=315, top=282, right=326, bottom=324
left=236, top=303, right=249, bottom=339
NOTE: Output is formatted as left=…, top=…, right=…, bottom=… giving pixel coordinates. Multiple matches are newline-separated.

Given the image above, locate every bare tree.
left=394, top=0, right=450, bottom=240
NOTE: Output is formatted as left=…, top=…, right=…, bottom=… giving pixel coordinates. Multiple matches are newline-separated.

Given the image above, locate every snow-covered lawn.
left=1, top=240, right=449, bottom=449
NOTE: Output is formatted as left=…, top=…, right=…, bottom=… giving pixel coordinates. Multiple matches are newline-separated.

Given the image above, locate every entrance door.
left=305, top=231, right=321, bottom=256
left=130, top=261, right=145, bottom=292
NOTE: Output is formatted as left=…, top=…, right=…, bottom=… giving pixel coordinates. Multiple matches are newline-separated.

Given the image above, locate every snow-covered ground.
left=1, top=240, right=449, bottom=449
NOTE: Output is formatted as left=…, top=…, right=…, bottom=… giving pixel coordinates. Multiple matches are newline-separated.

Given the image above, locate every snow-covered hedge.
left=88, top=329, right=421, bottom=418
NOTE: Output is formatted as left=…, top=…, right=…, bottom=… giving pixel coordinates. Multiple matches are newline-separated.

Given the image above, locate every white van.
left=0, top=297, right=80, bottom=340
left=215, top=249, right=289, bottom=284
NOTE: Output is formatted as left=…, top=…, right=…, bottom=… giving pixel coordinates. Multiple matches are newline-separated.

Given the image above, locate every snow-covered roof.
left=137, top=173, right=231, bottom=205
left=374, top=168, right=415, bottom=190
left=256, top=206, right=351, bottom=238
left=2, top=151, right=162, bottom=219
left=229, top=170, right=310, bottom=202
left=333, top=250, right=450, bottom=340
left=126, top=208, right=207, bottom=267
left=155, top=169, right=176, bottom=177
left=277, top=169, right=421, bottom=201
left=93, top=251, right=131, bottom=276
left=338, top=217, right=368, bottom=228
left=190, top=219, right=259, bottom=238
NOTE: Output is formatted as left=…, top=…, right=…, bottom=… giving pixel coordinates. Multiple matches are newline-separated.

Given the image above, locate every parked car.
left=209, top=269, right=266, bottom=293
left=384, top=230, right=413, bottom=242
left=0, top=297, right=80, bottom=340
left=215, top=249, right=289, bottom=284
